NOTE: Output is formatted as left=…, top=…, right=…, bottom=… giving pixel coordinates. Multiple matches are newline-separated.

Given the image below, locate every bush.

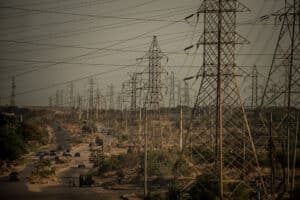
left=188, top=174, right=218, bottom=200
left=97, top=153, right=141, bottom=175
left=32, top=159, right=55, bottom=178
left=19, top=120, right=48, bottom=144
left=0, top=124, right=24, bottom=160
left=139, top=150, right=190, bottom=177
left=0, top=118, right=49, bottom=161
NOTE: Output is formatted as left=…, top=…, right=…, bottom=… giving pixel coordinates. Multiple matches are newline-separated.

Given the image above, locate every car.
left=36, top=151, right=44, bottom=157
left=9, top=172, right=20, bottom=181
left=78, top=164, right=85, bottom=169
left=79, top=174, right=94, bottom=187
left=50, top=150, right=57, bottom=156
left=74, top=152, right=80, bottom=157
left=55, top=156, right=60, bottom=161
left=63, top=152, right=72, bottom=157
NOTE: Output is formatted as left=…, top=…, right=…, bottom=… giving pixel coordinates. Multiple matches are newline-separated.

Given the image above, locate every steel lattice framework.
left=184, top=0, right=265, bottom=198
left=259, top=0, right=300, bottom=195
left=140, top=36, right=167, bottom=111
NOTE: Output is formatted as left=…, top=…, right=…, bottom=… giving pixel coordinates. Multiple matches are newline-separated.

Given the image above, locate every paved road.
left=0, top=182, right=136, bottom=200
left=0, top=122, right=138, bottom=200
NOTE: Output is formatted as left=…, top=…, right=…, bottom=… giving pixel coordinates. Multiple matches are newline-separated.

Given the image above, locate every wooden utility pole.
left=291, top=112, right=299, bottom=194
left=269, top=112, right=274, bottom=196
left=180, top=95, right=183, bottom=150
left=125, top=107, right=128, bottom=135
left=139, top=107, right=142, bottom=141
left=144, top=109, right=148, bottom=199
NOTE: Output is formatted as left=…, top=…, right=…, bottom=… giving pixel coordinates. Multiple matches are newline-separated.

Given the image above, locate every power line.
left=0, top=5, right=185, bottom=23
left=0, top=21, right=178, bottom=79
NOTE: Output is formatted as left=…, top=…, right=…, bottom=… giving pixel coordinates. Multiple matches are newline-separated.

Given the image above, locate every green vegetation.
left=0, top=124, right=24, bottom=160
left=81, top=121, right=97, bottom=133
left=140, top=150, right=190, bottom=177
left=32, top=159, right=56, bottom=178
left=0, top=113, right=49, bottom=161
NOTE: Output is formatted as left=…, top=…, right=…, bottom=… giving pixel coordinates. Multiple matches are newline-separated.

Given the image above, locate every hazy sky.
left=0, top=0, right=284, bottom=106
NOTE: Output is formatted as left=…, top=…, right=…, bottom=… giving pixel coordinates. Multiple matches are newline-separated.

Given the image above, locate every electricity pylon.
left=130, top=73, right=137, bottom=113
left=108, top=84, right=114, bottom=110
left=260, top=0, right=300, bottom=195
left=69, top=81, right=74, bottom=108
left=138, top=36, right=168, bottom=111
left=55, top=90, right=59, bottom=107
left=10, top=76, right=15, bottom=107
left=48, top=96, right=52, bottom=107
left=60, top=89, right=63, bottom=107
left=184, top=0, right=264, bottom=198
left=89, top=78, right=94, bottom=116
left=96, top=88, right=101, bottom=121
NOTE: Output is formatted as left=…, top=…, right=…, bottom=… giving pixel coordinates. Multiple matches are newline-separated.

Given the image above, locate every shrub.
left=0, top=125, right=24, bottom=160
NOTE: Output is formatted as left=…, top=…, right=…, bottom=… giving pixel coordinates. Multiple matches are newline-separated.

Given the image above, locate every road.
left=0, top=122, right=139, bottom=200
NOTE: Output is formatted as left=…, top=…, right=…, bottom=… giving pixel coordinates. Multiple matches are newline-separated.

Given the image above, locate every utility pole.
left=251, top=65, right=258, bottom=109
left=179, top=93, right=183, bottom=150
left=169, top=71, right=175, bottom=108
left=184, top=81, right=189, bottom=108
left=55, top=90, right=59, bottom=108
left=89, top=78, right=94, bottom=119
left=269, top=112, right=274, bottom=196
left=10, top=76, right=15, bottom=107
left=108, top=84, right=114, bottom=110
left=177, top=82, right=181, bottom=107
left=78, top=95, right=82, bottom=121
left=130, top=73, right=137, bottom=113
left=144, top=108, right=148, bottom=199
left=69, top=81, right=74, bottom=108
left=96, top=88, right=100, bottom=121
left=216, top=1, right=223, bottom=196
left=117, top=94, right=122, bottom=111
left=60, top=89, right=63, bottom=107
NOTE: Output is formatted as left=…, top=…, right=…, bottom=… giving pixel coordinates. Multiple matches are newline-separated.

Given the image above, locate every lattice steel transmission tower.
left=48, top=96, right=52, bottom=107
left=130, top=73, right=137, bottom=113
left=77, top=94, right=82, bottom=120
left=60, top=89, right=63, bottom=107
left=139, top=36, right=167, bottom=111
left=108, top=84, right=114, bottom=110
left=96, top=88, right=101, bottom=120
left=184, top=0, right=264, bottom=198
left=116, top=94, right=122, bottom=111
left=260, top=0, right=300, bottom=195
left=10, top=76, right=15, bottom=107
left=89, top=78, right=94, bottom=111
left=69, top=81, right=74, bottom=108
left=55, top=90, right=59, bottom=107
